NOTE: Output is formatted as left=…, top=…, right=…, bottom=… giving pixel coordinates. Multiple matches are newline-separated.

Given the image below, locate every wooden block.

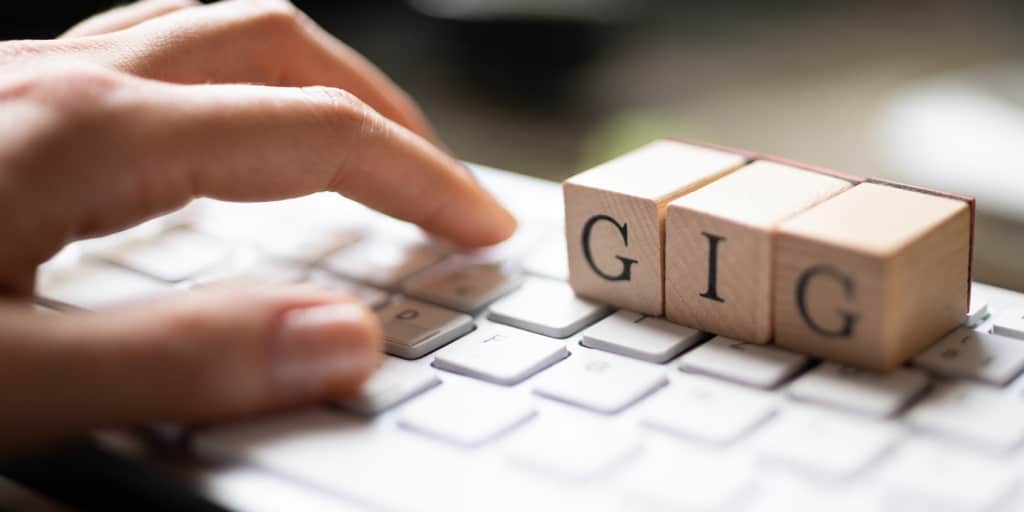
left=773, top=181, right=973, bottom=370
left=664, top=160, right=855, bottom=342
left=563, top=140, right=747, bottom=315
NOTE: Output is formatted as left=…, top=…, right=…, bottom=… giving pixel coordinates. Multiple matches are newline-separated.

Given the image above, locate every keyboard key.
left=432, top=325, right=568, bottom=385
left=487, top=278, right=612, bottom=338
left=754, top=406, right=901, bottom=479
left=403, top=262, right=524, bottom=312
left=450, top=223, right=547, bottom=265
left=532, top=350, right=666, bottom=414
left=36, top=261, right=173, bottom=310
left=254, top=226, right=361, bottom=265
left=679, top=336, right=809, bottom=389
left=192, top=465, right=369, bottom=512
left=904, top=381, right=1024, bottom=450
left=376, top=299, right=474, bottom=359
left=622, top=447, right=752, bottom=511
left=743, top=472, right=886, bottom=512
left=521, top=238, right=569, bottom=281
left=95, top=229, right=230, bottom=282
left=912, top=327, right=1024, bottom=385
left=188, top=249, right=307, bottom=287
left=639, top=375, right=775, bottom=444
left=321, top=235, right=448, bottom=288
left=308, top=270, right=389, bottom=309
left=966, top=294, right=990, bottom=327
left=189, top=194, right=369, bottom=262
left=194, top=408, right=364, bottom=461
left=581, top=311, right=704, bottom=363
left=993, top=307, right=1024, bottom=340
left=398, top=384, right=535, bottom=447
left=880, top=440, right=1017, bottom=512
left=506, top=413, right=640, bottom=480
left=787, top=363, right=929, bottom=417
left=336, top=357, right=439, bottom=415
left=195, top=408, right=475, bottom=512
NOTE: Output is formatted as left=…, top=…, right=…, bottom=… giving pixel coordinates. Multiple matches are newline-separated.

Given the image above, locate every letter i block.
left=563, top=140, right=747, bottom=315
left=773, top=180, right=974, bottom=370
left=664, top=160, right=856, bottom=342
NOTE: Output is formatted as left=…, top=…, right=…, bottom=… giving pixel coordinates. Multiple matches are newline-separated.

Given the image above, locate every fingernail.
left=273, top=303, right=379, bottom=398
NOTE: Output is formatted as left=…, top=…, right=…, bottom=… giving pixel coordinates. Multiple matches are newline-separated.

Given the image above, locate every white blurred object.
left=875, top=62, right=1024, bottom=222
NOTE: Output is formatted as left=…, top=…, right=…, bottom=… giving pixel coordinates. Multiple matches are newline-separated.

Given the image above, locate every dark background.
left=5, top=0, right=1024, bottom=287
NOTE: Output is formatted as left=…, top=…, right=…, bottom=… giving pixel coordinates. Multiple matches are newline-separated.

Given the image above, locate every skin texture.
left=0, top=0, right=516, bottom=456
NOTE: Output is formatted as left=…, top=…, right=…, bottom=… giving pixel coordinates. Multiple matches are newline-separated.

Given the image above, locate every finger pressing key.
left=22, top=72, right=515, bottom=252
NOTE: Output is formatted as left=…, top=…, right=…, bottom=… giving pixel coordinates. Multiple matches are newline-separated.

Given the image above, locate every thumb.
left=0, top=284, right=381, bottom=455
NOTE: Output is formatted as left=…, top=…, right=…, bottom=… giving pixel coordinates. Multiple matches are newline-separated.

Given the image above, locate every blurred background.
left=4, top=0, right=1024, bottom=289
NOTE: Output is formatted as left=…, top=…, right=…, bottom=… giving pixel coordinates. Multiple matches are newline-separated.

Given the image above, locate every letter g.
left=581, top=214, right=639, bottom=281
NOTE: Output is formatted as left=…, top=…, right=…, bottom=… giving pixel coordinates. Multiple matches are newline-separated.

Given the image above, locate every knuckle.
left=300, top=85, right=384, bottom=136
left=298, top=86, right=387, bottom=184
left=299, top=85, right=364, bottom=119
left=233, top=0, right=303, bottom=36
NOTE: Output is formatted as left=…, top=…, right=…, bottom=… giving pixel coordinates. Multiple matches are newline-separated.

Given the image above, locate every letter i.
left=699, top=232, right=726, bottom=303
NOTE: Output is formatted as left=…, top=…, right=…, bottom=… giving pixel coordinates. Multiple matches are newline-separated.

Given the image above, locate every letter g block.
left=563, top=140, right=746, bottom=315
left=773, top=180, right=973, bottom=370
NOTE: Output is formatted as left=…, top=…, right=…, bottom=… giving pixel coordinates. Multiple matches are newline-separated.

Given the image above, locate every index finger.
left=66, top=77, right=516, bottom=249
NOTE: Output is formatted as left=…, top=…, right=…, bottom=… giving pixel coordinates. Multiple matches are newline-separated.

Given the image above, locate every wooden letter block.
left=773, top=180, right=973, bottom=370
left=563, top=140, right=746, bottom=315
left=665, top=161, right=854, bottom=342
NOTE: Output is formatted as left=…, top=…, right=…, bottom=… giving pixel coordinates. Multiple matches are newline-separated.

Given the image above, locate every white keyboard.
left=36, top=165, right=1024, bottom=512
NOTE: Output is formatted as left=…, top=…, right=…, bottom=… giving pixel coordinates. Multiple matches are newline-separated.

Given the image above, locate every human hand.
left=0, top=0, right=516, bottom=455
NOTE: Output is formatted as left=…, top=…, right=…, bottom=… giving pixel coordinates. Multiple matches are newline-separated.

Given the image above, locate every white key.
left=744, top=472, right=886, bottom=512
left=912, top=327, right=1024, bottom=385
left=622, top=448, right=752, bottom=512
left=581, top=311, right=704, bottom=363
left=254, top=225, right=360, bottom=265
left=188, top=249, right=307, bottom=287
left=450, top=223, right=546, bottom=265
left=522, top=238, right=569, bottom=281
left=993, top=307, right=1024, bottom=340
left=308, top=270, right=389, bottom=309
left=680, top=336, right=809, bottom=389
left=336, top=357, right=439, bottom=415
left=36, top=260, right=173, bottom=310
left=787, top=363, right=929, bottom=417
left=196, top=466, right=366, bottom=512
left=398, top=383, right=535, bottom=447
left=321, top=236, right=448, bottom=288
left=904, top=381, right=1024, bottom=450
left=403, top=262, right=524, bottom=312
left=188, top=193, right=368, bottom=244
left=754, top=406, right=901, bottom=478
left=966, top=294, right=990, bottom=327
left=487, top=278, right=612, bottom=338
left=433, top=326, right=568, bottom=385
left=195, top=409, right=478, bottom=512
left=376, top=299, right=474, bottom=359
left=532, top=350, right=666, bottom=414
left=506, top=413, right=639, bottom=480
left=880, top=440, right=1017, bottom=512
left=95, top=229, right=230, bottom=282
left=639, top=375, right=775, bottom=444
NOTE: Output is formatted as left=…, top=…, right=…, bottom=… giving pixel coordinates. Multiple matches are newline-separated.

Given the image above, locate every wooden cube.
left=563, top=140, right=747, bottom=315
left=773, top=180, right=974, bottom=370
left=664, top=160, right=855, bottom=342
